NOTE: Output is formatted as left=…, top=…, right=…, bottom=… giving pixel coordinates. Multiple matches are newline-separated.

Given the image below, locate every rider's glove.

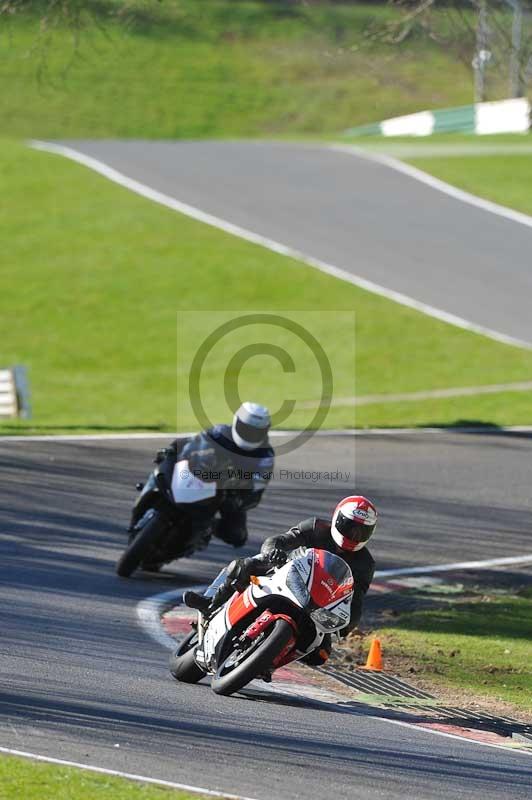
left=267, top=547, right=287, bottom=568
left=154, top=448, right=168, bottom=464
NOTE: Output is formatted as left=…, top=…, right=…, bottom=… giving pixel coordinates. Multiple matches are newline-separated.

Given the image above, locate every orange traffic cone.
left=360, top=637, right=383, bottom=671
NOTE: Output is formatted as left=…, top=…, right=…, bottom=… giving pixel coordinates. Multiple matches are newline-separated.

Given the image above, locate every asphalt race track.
left=2, top=433, right=531, bottom=800
left=55, top=140, right=532, bottom=344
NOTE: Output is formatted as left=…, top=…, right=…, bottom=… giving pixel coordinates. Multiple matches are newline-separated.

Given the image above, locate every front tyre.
left=211, top=619, right=293, bottom=697
left=169, top=630, right=206, bottom=684
left=116, top=512, right=168, bottom=578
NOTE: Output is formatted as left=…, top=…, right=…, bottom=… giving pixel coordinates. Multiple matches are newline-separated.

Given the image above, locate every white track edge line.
left=331, top=143, right=532, bottom=230
left=0, top=747, right=258, bottom=800
left=375, top=553, right=532, bottom=577
left=28, top=139, right=532, bottom=351
left=137, top=587, right=532, bottom=758
left=136, top=586, right=204, bottom=650
left=3, top=425, right=532, bottom=442
left=365, top=717, right=532, bottom=756
left=136, top=548, right=532, bottom=647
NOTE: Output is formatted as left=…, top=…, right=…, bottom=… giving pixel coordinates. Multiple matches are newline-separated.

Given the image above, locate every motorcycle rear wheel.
left=116, top=513, right=167, bottom=578
left=211, top=618, right=293, bottom=697
left=169, top=630, right=206, bottom=684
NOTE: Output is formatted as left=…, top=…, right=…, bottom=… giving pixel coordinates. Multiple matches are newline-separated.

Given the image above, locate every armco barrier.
left=344, top=97, right=530, bottom=137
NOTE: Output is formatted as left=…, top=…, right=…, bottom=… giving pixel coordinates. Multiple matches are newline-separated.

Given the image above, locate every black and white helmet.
left=232, top=402, right=271, bottom=451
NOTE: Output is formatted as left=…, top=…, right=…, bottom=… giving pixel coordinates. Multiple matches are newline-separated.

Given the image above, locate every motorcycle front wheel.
left=169, top=629, right=206, bottom=684
left=116, top=512, right=168, bottom=578
left=211, top=618, right=293, bottom=697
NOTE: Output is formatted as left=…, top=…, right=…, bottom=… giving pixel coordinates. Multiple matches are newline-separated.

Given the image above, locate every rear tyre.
left=169, top=630, right=206, bottom=684
left=211, top=618, right=293, bottom=697
left=116, top=513, right=167, bottom=578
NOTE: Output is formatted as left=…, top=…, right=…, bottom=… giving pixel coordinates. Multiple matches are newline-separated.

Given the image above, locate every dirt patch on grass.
left=339, top=637, right=531, bottom=724
left=335, top=578, right=532, bottom=725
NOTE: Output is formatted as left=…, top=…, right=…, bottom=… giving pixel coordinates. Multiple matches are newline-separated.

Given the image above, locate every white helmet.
left=331, top=495, right=378, bottom=552
left=232, top=402, right=271, bottom=451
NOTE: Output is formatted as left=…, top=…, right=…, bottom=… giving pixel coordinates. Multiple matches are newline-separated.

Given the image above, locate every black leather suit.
left=129, top=424, right=274, bottom=547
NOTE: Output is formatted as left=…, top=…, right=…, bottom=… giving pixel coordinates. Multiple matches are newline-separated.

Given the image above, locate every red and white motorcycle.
left=169, top=548, right=354, bottom=696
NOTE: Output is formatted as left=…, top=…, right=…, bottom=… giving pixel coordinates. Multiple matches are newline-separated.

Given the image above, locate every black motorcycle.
left=116, top=455, right=222, bottom=578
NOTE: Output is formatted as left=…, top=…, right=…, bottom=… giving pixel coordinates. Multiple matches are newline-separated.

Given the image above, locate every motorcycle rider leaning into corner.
left=128, top=402, right=274, bottom=550
left=184, top=495, right=377, bottom=666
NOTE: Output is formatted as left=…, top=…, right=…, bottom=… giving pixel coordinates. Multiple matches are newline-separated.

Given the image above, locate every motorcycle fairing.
left=253, top=548, right=353, bottom=633
left=226, top=586, right=257, bottom=628
left=197, top=548, right=354, bottom=676
left=200, top=606, right=229, bottom=667
left=171, top=459, right=217, bottom=504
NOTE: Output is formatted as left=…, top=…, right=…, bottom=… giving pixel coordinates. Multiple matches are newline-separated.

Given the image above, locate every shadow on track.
left=2, top=688, right=531, bottom=790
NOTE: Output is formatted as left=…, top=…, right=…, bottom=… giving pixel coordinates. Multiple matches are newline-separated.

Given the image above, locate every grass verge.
left=0, top=1, right=476, bottom=139
left=0, top=754, right=216, bottom=800
left=372, top=588, right=532, bottom=715
left=2, top=139, right=532, bottom=433
left=407, top=153, right=532, bottom=218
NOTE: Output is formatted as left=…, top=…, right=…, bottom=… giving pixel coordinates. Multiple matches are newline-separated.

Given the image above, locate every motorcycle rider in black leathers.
left=184, top=495, right=377, bottom=665
left=128, top=402, right=274, bottom=555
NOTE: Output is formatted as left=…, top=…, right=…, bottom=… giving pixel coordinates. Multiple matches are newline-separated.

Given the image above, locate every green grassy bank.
left=0, top=754, right=215, bottom=800
left=2, top=139, right=532, bottom=434
left=0, top=0, right=476, bottom=139
left=376, top=588, right=532, bottom=713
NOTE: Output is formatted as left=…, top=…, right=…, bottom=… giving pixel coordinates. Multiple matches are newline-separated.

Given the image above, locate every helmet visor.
left=234, top=417, right=268, bottom=446
left=335, top=509, right=375, bottom=543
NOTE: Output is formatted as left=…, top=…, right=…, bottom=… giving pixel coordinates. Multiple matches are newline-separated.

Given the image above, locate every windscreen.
left=285, top=549, right=353, bottom=611
left=316, top=550, right=352, bottom=587
left=309, top=549, right=353, bottom=609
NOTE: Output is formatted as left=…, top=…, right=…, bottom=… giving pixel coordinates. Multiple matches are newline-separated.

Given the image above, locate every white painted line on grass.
left=28, top=139, right=532, bottom=351
left=376, top=553, right=532, bottom=578
left=0, top=747, right=258, bottom=800
left=347, top=143, right=532, bottom=158
left=331, top=143, right=532, bottom=231
left=302, top=380, right=532, bottom=408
